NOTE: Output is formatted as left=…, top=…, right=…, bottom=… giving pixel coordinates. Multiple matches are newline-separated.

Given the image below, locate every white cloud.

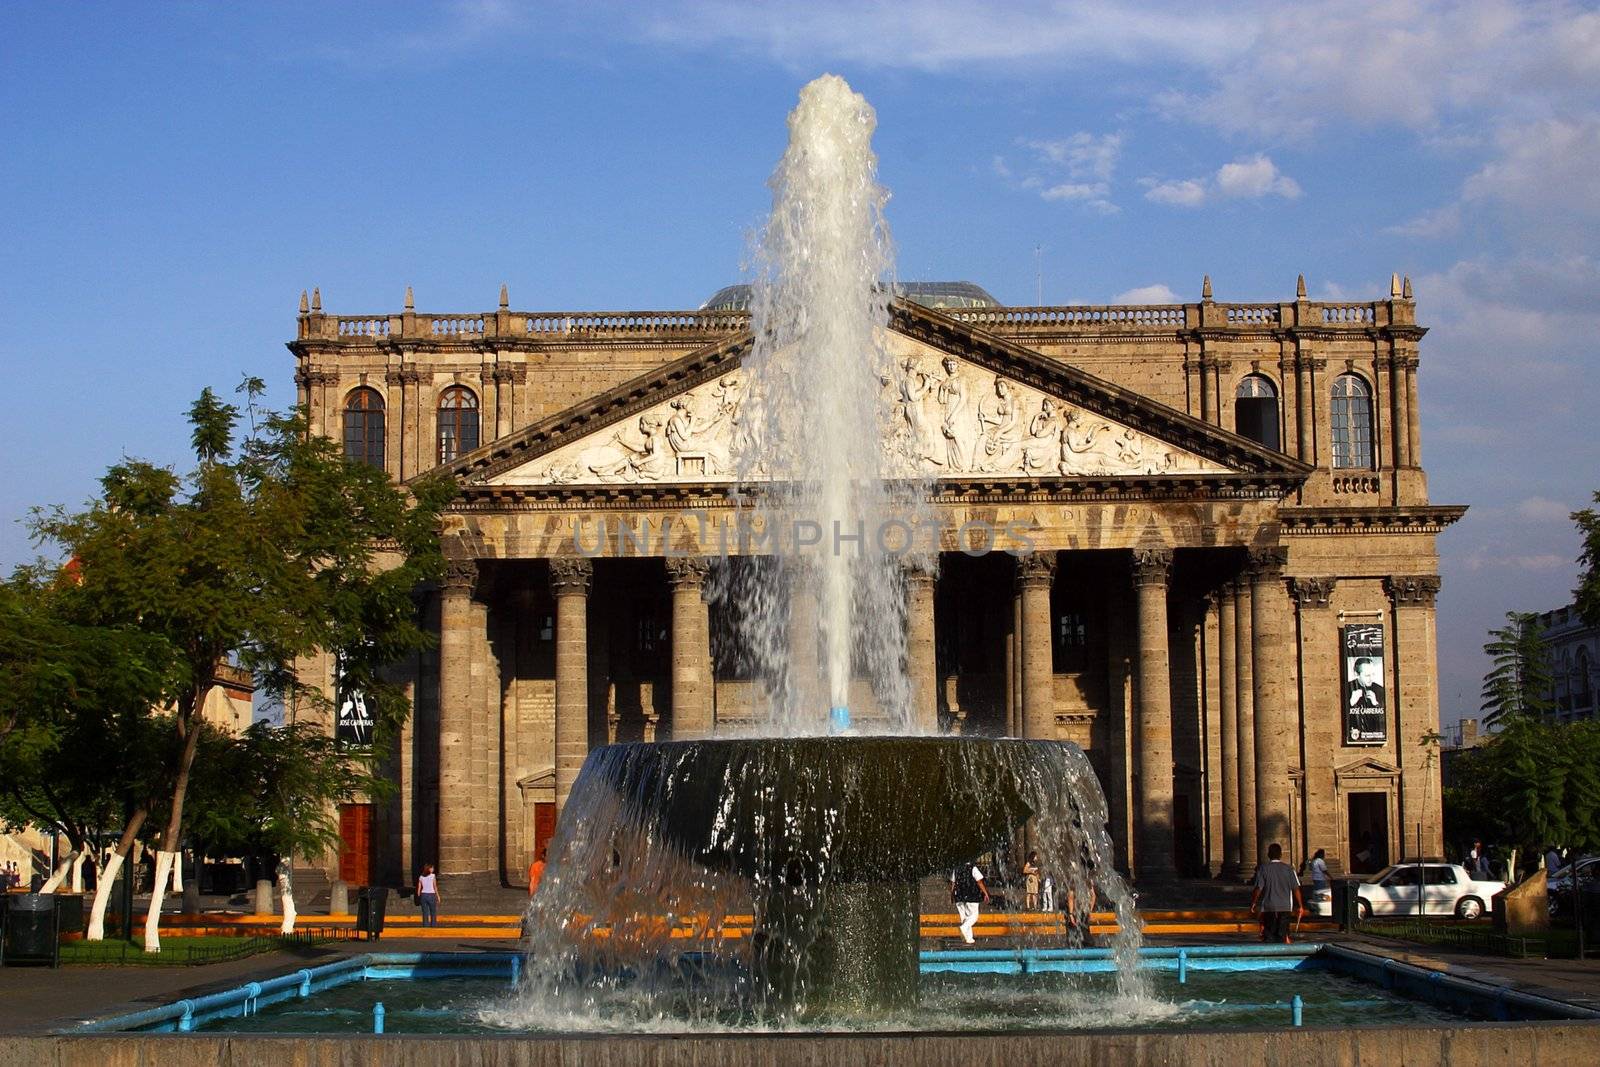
left=1142, top=155, right=1300, bottom=208
left=1114, top=284, right=1179, bottom=304
left=1517, top=497, right=1576, bottom=523
left=997, top=131, right=1123, bottom=213
left=1214, top=155, right=1301, bottom=199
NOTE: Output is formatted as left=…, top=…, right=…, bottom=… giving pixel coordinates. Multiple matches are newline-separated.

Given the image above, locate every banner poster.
left=335, top=662, right=374, bottom=746
left=1341, top=624, right=1387, bottom=745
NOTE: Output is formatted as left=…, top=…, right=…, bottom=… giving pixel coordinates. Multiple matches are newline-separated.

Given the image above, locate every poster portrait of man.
left=1341, top=624, right=1387, bottom=745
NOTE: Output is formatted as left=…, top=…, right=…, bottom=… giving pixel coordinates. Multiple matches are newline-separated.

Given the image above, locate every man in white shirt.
left=950, top=863, right=991, bottom=944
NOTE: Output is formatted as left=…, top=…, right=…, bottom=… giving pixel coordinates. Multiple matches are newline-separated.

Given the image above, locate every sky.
left=1, top=0, right=1597, bottom=727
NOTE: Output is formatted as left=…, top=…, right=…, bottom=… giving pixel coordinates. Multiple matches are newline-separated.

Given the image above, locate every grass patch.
left=59, top=930, right=341, bottom=966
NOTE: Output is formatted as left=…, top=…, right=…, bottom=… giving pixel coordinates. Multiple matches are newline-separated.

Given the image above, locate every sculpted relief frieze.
left=489, top=349, right=1226, bottom=487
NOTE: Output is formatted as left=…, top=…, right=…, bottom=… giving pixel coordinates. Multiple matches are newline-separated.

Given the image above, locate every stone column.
left=436, top=559, right=477, bottom=877
left=1017, top=552, right=1058, bottom=740
left=1234, top=576, right=1258, bottom=878
left=904, top=563, right=939, bottom=734
left=666, top=556, right=713, bottom=740
left=1217, top=581, right=1241, bottom=877
left=1388, top=354, right=1408, bottom=469
left=1132, top=548, right=1176, bottom=882
left=551, top=557, right=593, bottom=816
left=1010, top=587, right=1024, bottom=736
left=1387, top=575, right=1444, bottom=860
left=1250, top=546, right=1297, bottom=866
left=1404, top=360, right=1421, bottom=467
left=1295, top=350, right=1313, bottom=463
left=384, top=369, right=405, bottom=481
left=1292, top=577, right=1341, bottom=873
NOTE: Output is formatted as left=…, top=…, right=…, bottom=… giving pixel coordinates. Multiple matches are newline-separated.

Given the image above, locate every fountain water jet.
left=514, top=74, right=1144, bottom=1027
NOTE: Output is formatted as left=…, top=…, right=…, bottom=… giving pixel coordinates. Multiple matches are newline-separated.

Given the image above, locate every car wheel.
left=1357, top=899, right=1371, bottom=921
left=1456, top=896, right=1484, bottom=920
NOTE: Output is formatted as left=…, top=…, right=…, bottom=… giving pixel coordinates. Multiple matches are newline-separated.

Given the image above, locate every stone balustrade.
left=300, top=292, right=1411, bottom=343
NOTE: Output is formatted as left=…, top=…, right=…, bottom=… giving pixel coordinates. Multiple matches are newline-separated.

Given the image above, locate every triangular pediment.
left=438, top=300, right=1310, bottom=490
left=1335, top=756, right=1401, bottom=779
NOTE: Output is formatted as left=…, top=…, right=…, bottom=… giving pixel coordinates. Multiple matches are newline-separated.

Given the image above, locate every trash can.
left=1336, top=880, right=1361, bottom=932
left=2, top=893, right=61, bottom=967
left=356, top=886, right=389, bottom=941
left=54, top=894, right=84, bottom=936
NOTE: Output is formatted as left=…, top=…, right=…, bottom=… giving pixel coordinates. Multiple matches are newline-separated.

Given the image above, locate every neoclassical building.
left=290, top=277, right=1462, bottom=888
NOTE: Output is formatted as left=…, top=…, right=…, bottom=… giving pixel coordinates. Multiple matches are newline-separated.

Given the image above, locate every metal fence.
left=60, top=925, right=357, bottom=966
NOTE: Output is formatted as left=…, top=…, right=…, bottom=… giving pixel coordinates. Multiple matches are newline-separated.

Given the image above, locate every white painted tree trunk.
left=70, top=852, right=86, bottom=893
left=172, top=850, right=184, bottom=893
left=277, top=868, right=297, bottom=935
left=142, top=850, right=177, bottom=953
left=39, top=847, right=81, bottom=893
left=86, top=852, right=124, bottom=941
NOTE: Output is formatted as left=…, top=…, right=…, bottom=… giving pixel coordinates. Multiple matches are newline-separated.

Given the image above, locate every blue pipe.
left=373, top=1001, right=384, bottom=1035
left=1291, top=994, right=1303, bottom=1027
left=1177, top=949, right=1187, bottom=984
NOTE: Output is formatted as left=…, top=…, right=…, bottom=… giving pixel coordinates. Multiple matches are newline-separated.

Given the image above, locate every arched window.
left=1331, top=374, right=1375, bottom=469
left=1234, top=374, right=1280, bottom=451
left=342, top=387, right=385, bottom=468
left=437, top=385, right=479, bottom=465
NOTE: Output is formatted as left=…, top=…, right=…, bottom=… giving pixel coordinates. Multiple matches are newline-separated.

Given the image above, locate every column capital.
left=549, top=556, right=594, bottom=597
left=1290, top=576, right=1337, bottom=608
left=442, top=558, right=478, bottom=592
left=1384, top=574, right=1441, bottom=607
left=1014, top=550, right=1057, bottom=589
left=1246, top=544, right=1289, bottom=580
left=665, top=555, right=712, bottom=591
left=1131, top=547, right=1174, bottom=587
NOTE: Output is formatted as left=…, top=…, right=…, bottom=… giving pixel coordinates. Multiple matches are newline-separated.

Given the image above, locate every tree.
left=30, top=381, right=454, bottom=949
left=0, top=571, right=176, bottom=898
left=1574, top=492, right=1600, bottom=627
left=188, top=722, right=376, bottom=933
left=1480, top=611, right=1554, bottom=726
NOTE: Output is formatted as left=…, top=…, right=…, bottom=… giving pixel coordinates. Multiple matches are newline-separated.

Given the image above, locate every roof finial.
left=1390, top=272, right=1401, bottom=298
left=311, top=287, right=322, bottom=311
left=1296, top=273, right=1307, bottom=299
left=499, top=283, right=509, bottom=309
left=1402, top=275, right=1413, bottom=299
left=404, top=285, right=415, bottom=310
left=1201, top=274, right=1213, bottom=301
left=299, top=289, right=309, bottom=314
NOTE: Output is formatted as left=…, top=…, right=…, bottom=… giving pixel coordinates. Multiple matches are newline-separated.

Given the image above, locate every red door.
left=338, top=803, right=373, bottom=885
left=534, top=802, right=557, bottom=858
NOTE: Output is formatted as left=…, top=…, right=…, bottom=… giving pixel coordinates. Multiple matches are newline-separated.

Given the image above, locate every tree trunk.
left=39, top=847, right=82, bottom=893
left=87, top=808, right=147, bottom=941
left=70, top=852, right=87, bottom=893
left=142, top=687, right=208, bottom=953
left=277, top=863, right=297, bottom=935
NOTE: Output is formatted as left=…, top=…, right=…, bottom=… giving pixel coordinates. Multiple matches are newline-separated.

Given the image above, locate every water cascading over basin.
left=543, top=736, right=1114, bottom=1018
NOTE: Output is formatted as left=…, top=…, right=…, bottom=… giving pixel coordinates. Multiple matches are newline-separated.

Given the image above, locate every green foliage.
left=1443, top=717, right=1600, bottom=859
left=188, top=722, right=376, bottom=864
left=1575, top=492, right=1600, bottom=628
left=1480, top=611, right=1554, bottom=726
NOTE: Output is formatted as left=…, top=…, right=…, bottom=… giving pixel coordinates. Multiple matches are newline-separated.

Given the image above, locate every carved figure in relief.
left=888, top=357, right=942, bottom=469
left=974, top=376, right=1022, bottom=472
left=1020, top=398, right=1061, bottom=474
left=1059, top=409, right=1118, bottom=475
left=549, top=414, right=669, bottom=483
left=935, top=357, right=971, bottom=472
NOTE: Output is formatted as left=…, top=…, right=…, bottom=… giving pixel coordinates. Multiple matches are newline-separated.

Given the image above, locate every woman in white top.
left=1309, top=849, right=1330, bottom=892
left=416, top=864, right=441, bottom=927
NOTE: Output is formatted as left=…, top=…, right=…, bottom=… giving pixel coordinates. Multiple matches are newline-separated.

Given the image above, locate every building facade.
left=289, top=277, right=1462, bottom=887
left=1535, top=604, right=1598, bottom=723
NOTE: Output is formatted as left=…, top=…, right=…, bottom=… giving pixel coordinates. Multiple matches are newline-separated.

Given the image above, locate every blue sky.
left=3, top=1, right=1597, bottom=724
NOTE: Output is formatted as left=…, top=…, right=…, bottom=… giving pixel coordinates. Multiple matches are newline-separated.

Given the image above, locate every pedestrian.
left=1467, top=840, right=1490, bottom=880
left=416, top=863, right=440, bottom=927
left=950, top=860, right=990, bottom=945
left=1545, top=844, right=1564, bottom=878
left=1041, top=873, right=1055, bottom=912
left=1249, top=843, right=1304, bottom=945
left=1022, top=850, right=1041, bottom=912
left=1309, top=849, right=1330, bottom=893
left=527, top=847, right=547, bottom=898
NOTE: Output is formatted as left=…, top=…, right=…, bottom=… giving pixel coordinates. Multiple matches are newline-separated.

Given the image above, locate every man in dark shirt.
left=1250, top=842, right=1304, bottom=944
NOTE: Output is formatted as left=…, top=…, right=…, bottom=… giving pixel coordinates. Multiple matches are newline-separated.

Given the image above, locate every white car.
left=1354, top=863, right=1505, bottom=920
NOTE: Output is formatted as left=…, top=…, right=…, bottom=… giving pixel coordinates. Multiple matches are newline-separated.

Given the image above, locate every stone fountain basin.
left=579, top=736, right=1053, bottom=884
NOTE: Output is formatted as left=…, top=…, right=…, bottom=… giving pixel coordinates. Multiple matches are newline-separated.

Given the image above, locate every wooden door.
left=533, top=802, right=557, bottom=858
left=338, top=803, right=373, bottom=885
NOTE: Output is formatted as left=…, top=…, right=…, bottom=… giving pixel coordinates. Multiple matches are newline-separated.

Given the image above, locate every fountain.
left=515, top=75, right=1141, bottom=1026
